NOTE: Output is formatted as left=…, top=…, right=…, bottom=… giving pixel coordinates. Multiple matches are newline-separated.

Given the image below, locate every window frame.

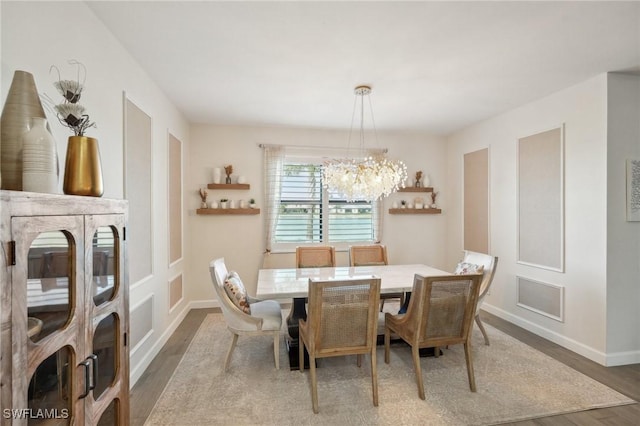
left=270, top=153, right=379, bottom=252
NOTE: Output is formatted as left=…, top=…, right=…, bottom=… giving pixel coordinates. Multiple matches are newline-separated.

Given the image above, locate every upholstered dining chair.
left=454, top=250, right=498, bottom=345
left=384, top=274, right=482, bottom=399
left=299, top=276, right=381, bottom=413
left=349, top=244, right=404, bottom=311
left=210, top=258, right=283, bottom=370
left=295, top=246, right=336, bottom=268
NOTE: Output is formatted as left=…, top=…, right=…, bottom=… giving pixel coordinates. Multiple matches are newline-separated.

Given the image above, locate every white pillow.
left=454, top=262, right=484, bottom=275
left=224, top=271, right=251, bottom=314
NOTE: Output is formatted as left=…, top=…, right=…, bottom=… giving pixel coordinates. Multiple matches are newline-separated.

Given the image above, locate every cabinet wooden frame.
left=0, top=190, right=129, bottom=425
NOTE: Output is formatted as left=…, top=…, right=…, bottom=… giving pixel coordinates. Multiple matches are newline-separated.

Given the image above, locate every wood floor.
left=130, top=309, right=639, bottom=425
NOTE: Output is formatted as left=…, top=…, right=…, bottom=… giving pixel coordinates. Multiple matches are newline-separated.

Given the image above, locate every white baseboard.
left=482, top=304, right=609, bottom=365
left=483, top=303, right=640, bottom=366
left=190, top=299, right=220, bottom=309
left=129, top=299, right=219, bottom=387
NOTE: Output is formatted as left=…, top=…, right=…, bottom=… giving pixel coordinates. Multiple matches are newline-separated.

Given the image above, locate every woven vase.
left=63, top=136, right=104, bottom=197
left=0, top=70, right=49, bottom=190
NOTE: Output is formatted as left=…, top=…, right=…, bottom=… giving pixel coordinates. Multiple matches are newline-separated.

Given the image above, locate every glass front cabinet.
left=0, top=191, right=129, bottom=425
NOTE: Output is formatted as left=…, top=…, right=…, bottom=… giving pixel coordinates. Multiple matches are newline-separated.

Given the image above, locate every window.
left=264, top=146, right=380, bottom=251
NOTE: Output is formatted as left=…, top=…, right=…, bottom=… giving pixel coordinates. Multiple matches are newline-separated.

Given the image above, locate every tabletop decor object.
left=212, top=167, right=222, bottom=184
left=414, top=170, right=423, bottom=187
left=199, top=188, right=208, bottom=208
left=322, top=85, right=407, bottom=201
left=50, top=60, right=103, bottom=196
left=224, top=164, right=233, bottom=184
left=22, top=117, right=58, bottom=193
left=1, top=70, right=50, bottom=190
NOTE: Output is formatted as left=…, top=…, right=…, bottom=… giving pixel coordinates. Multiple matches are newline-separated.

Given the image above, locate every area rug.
left=144, top=313, right=634, bottom=425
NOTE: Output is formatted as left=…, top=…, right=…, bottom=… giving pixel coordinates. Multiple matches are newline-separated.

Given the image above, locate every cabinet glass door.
left=12, top=215, right=86, bottom=425
left=91, top=226, right=117, bottom=306
left=84, top=215, right=128, bottom=425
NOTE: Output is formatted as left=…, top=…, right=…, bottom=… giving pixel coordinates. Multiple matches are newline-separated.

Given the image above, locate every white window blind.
left=264, top=145, right=381, bottom=251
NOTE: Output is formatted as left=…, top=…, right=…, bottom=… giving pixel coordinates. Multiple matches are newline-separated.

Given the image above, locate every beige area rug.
left=145, top=313, right=635, bottom=425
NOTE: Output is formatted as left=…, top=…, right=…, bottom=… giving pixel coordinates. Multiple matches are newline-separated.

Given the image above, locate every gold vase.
left=63, top=136, right=104, bottom=197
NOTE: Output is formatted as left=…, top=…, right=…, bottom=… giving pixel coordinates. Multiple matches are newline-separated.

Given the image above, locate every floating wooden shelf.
left=197, top=208, right=260, bottom=215
left=397, top=187, right=433, bottom=193
left=389, top=208, right=442, bottom=214
left=207, top=183, right=250, bottom=190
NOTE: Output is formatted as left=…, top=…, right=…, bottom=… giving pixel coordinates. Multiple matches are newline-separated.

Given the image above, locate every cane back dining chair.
left=299, top=276, right=381, bottom=413
left=384, top=274, right=482, bottom=399
left=349, top=244, right=404, bottom=311
left=454, top=250, right=498, bottom=345
left=295, top=246, right=336, bottom=268
left=210, top=258, right=282, bottom=370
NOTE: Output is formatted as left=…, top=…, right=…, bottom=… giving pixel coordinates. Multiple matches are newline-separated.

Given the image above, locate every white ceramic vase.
left=212, top=167, right=222, bottom=184
left=22, top=117, right=58, bottom=193
left=1, top=71, right=49, bottom=190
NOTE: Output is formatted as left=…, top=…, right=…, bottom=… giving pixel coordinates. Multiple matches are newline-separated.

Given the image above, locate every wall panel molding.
left=517, top=125, right=564, bottom=271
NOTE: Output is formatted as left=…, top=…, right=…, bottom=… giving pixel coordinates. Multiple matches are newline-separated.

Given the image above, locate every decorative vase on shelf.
left=225, top=175, right=232, bottom=184
left=213, top=167, right=222, bottom=184
left=63, top=136, right=104, bottom=197
left=22, top=117, right=58, bottom=193
left=423, top=174, right=431, bottom=188
left=1, top=70, right=49, bottom=190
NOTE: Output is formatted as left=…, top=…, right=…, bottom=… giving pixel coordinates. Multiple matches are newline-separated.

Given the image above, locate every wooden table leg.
left=285, top=297, right=310, bottom=370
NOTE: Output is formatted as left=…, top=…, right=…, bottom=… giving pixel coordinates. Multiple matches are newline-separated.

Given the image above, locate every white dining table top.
left=256, top=263, right=451, bottom=299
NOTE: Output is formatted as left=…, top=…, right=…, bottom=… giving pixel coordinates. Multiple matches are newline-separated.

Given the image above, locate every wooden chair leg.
left=475, top=314, right=490, bottom=346
left=370, top=349, right=379, bottom=407
left=309, top=353, right=319, bottom=413
left=357, top=354, right=362, bottom=367
left=434, top=346, right=440, bottom=358
left=464, top=342, right=477, bottom=392
left=224, top=333, right=239, bottom=371
left=273, top=332, right=280, bottom=370
left=384, top=327, right=391, bottom=364
left=411, top=345, right=425, bottom=400
left=299, top=337, right=305, bottom=372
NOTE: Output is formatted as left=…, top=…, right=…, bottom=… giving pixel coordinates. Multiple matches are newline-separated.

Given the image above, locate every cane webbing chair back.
left=299, top=276, right=381, bottom=413
left=384, top=274, right=482, bottom=399
left=349, top=244, right=404, bottom=311
left=296, top=246, right=336, bottom=268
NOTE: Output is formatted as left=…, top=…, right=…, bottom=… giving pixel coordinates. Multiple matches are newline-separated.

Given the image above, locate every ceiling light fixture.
left=322, top=85, right=407, bottom=201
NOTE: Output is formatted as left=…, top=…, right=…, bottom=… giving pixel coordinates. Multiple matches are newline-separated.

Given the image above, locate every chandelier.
left=322, top=85, right=407, bottom=201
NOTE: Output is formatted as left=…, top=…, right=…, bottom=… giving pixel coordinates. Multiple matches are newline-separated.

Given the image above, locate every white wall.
left=187, top=124, right=447, bottom=302
left=1, top=2, right=191, bottom=384
left=606, top=73, right=640, bottom=362
left=447, top=74, right=639, bottom=366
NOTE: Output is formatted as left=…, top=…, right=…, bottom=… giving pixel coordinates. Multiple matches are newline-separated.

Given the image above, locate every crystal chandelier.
left=322, top=85, right=407, bottom=201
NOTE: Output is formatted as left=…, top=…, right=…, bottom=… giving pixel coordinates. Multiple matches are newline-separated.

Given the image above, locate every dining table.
left=256, top=263, right=451, bottom=370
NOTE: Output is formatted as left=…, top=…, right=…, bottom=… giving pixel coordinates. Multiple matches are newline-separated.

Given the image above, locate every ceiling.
left=87, top=1, right=639, bottom=135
